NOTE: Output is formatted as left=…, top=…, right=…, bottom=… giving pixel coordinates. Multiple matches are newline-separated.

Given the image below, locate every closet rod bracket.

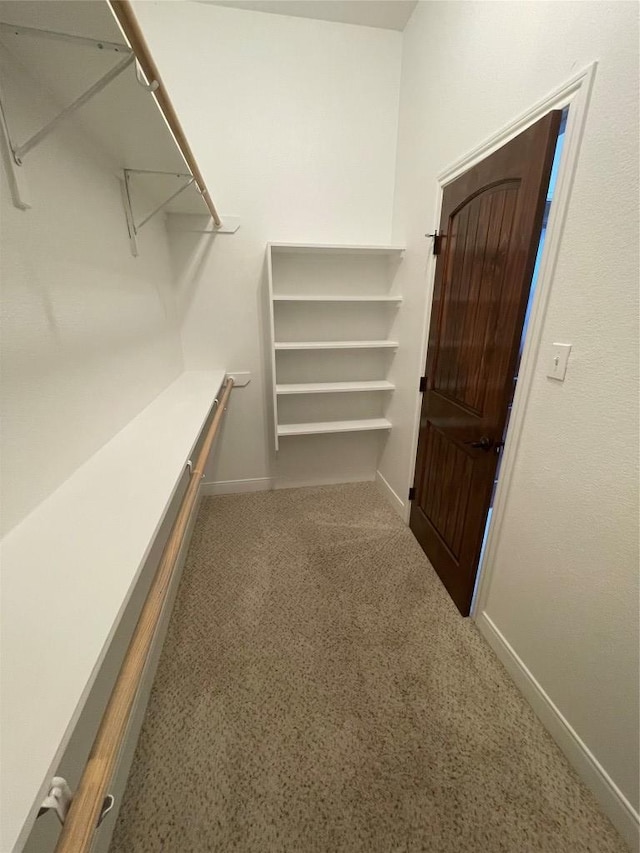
left=37, top=777, right=114, bottom=828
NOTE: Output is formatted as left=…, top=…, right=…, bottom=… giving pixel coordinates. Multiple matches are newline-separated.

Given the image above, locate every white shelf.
left=274, top=340, right=398, bottom=350
left=272, top=294, right=402, bottom=303
left=0, top=370, right=226, bottom=853
left=269, top=243, right=405, bottom=255
left=278, top=418, right=392, bottom=436
left=277, top=380, right=395, bottom=395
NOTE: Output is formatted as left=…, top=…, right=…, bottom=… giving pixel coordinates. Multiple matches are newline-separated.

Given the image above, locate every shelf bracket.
left=121, top=169, right=196, bottom=257
left=0, top=22, right=131, bottom=54
left=0, top=21, right=134, bottom=209
left=0, top=77, right=30, bottom=209
left=12, top=53, right=135, bottom=164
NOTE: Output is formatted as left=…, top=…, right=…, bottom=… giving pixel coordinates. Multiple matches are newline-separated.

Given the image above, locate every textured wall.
left=380, top=0, right=639, bottom=831
left=132, top=0, right=402, bottom=488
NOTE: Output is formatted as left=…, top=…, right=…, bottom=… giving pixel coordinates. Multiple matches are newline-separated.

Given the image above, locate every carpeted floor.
left=110, top=483, right=627, bottom=853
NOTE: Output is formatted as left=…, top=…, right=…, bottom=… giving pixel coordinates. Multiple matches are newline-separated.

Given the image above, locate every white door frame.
left=405, top=62, right=598, bottom=617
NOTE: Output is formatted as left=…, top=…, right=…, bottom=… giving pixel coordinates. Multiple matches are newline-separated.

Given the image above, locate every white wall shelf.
left=274, top=339, right=399, bottom=350
left=270, top=243, right=405, bottom=255
left=278, top=418, right=392, bottom=437
left=272, top=295, right=402, bottom=303
left=267, top=242, right=403, bottom=451
left=277, top=380, right=395, bottom=395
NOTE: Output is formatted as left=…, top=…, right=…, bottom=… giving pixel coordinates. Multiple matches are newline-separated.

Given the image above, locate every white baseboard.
left=375, top=470, right=406, bottom=520
left=202, top=475, right=381, bottom=497
left=476, top=610, right=639, bottom=852
left=201, top=477, right=274, bottom=496
left=274, top=474, right=374, bottom=491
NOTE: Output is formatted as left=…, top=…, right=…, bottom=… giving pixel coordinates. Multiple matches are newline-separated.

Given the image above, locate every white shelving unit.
left=267, top=242, right=404, bottom=450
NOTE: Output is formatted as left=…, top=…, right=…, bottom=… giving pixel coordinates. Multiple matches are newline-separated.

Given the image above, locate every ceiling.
left=204, top=1, right=418, bottom=31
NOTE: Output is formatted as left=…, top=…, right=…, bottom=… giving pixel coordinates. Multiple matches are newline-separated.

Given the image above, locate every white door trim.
left=405, top=61, right=598, bottom=596
left=470, top=61, right=597, bottom=616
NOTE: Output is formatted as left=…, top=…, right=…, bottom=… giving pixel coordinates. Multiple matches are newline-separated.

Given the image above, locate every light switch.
left=546, top=343, right=571, bottom=381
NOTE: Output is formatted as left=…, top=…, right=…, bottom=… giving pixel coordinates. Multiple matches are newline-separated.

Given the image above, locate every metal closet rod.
left=108, top=0, right=222, bottom=228
left=53, top=379, right=234, bottom=853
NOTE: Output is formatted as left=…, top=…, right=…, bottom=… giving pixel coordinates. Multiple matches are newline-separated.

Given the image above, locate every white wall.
left=132, top=0, right=401, bottom=488
left=0, top=39, right=183, bottom=536
left=380, top=0, right=639, bottom=842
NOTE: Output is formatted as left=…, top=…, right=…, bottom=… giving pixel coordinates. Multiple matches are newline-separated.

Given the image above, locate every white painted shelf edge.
left=277, top=381, right=395, bottom=395
left=278, top=418, right=392, bottom=436
left=0, top=369, right=226, bottom=853
left=272, top=295, right=402, bottom=302
left=274, top=340, right=399, bottom=350
left=268, top=242, right=405, bottom=254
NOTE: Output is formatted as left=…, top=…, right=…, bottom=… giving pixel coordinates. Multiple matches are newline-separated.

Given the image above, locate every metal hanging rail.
left=108, top=0, right=222, bottom=228
left=52, top=378, right=233, bottom=853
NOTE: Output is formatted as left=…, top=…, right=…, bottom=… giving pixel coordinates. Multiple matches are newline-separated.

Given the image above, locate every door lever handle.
left=467, top=436, right=493, bottom=451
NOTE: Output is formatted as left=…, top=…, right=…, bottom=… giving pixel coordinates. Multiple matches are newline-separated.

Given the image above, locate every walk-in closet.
left=1, top=1, right=638, bottom=852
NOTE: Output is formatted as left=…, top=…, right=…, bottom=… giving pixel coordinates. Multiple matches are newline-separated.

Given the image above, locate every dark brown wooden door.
left=410, top=111, right=561, bottom=616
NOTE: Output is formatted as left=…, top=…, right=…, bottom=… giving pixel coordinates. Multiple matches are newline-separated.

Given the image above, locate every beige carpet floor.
left=110, top=483, right=627, bottom=852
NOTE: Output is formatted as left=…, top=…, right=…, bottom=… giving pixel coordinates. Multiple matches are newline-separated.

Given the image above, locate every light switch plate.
left=547, top=343, right=571, bottom=381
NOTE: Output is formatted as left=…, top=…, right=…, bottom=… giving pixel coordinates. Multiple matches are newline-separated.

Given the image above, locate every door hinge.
left=426, top=230, right=442, bottom=255
left=408, top=487, right=416, bottom=501
left=419, top=376, right=427, bottom=393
